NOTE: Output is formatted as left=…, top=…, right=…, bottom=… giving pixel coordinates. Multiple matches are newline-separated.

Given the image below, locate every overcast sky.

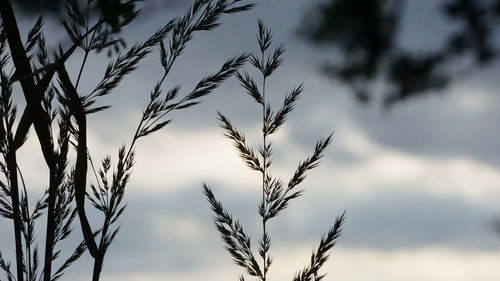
left=1, top=1, right=500, bottom=281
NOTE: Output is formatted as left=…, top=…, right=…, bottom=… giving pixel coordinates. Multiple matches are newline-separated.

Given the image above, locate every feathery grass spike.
left=204, top=21, right=345, bottom=281
left=0, top=0, right=253, bottom=280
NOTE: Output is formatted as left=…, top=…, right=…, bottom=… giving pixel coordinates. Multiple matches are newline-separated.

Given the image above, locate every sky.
left=1, top=0, right=500, bottom=281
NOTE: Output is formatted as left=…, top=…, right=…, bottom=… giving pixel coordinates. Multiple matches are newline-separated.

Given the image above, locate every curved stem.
left=58, top=66, right=99, bottom=258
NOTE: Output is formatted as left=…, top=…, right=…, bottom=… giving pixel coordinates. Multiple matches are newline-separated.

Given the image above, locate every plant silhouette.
left=0, top=0, right=253, bottom=281
left=203, top=21, right=345, bottom=281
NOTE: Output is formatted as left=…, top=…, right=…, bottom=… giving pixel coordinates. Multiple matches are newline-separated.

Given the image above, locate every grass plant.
left=204, top=20, right=346, bottom=281
left=0, top=1, right=253, bottom=281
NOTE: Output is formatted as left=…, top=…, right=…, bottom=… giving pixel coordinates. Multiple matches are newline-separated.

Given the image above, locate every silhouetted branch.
left=300, top=0, right=500, bottom=106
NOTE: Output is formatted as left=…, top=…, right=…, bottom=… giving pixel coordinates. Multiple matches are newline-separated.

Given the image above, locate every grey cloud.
left=68, top=185, right=500, bottom=277
left=2, top=0, right=500, bottom=280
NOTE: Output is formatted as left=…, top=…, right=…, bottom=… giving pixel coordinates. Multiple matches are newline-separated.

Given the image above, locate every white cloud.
left=18, top=110, right=500, bottom=211
left=129, top=127, right=260, bottom=192
left=326, top=247, right=500, bottom=281
left=152, top=215, right=204, bottom=241
left=303, top=122, right=500, bottom=209
left=95, top=246, right=500, bottom=281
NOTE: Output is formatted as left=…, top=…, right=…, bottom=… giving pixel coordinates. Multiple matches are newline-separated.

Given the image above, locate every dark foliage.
left=300, top=0, right=500, bottom=106
left=0, top=0, right=253, bottom=281
left=204, top=21, right=345, bottom=281
left=14, top=0, right=141, bottom=34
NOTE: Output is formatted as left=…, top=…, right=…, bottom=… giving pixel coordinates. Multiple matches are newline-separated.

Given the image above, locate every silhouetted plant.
left=203, top=21, right=345, bottom=281
left=0, top=0, right=253, bottom=281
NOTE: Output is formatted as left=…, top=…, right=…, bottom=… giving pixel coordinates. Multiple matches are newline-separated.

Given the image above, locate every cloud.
left=3, top=1, right=500, bottom=281
left=90, top=246, right=500, bottom=281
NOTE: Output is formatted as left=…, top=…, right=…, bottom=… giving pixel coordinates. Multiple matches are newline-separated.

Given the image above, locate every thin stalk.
left=91, top=215, right=110, bottom=281
left=18, top=166, right=31, bottom=281
left=75, top=51, right=90, bottom=90
left=1, top=64, right=24, bottom=281
left=260, top=50, right=268, bottom=281
left=142, top=82, right=200, bottom=138
left=88, top=150, right=102, bottom=191
left=43, top=171, right=58, bottom=281
left=25, top=224, right=30, bottom=281
left=124, top=67, right=169, bottom=162
left=124, top=99, right=152, bottom=162
left=75, top=13, right=101, bottom=90
left=6, top=149, right=23, bottom=281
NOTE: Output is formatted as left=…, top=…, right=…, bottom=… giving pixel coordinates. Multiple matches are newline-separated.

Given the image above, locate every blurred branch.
left=299, top=0, right=500, bottom=107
